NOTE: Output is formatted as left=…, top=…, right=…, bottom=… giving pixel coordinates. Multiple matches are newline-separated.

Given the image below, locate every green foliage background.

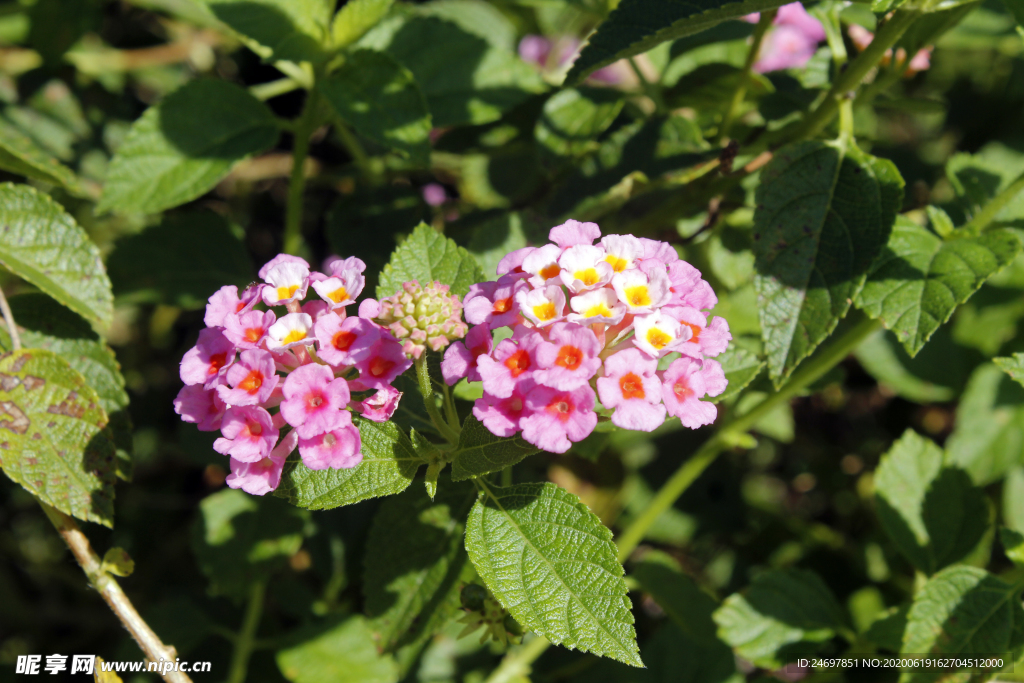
left=2, top=0, right=1024, bottom=681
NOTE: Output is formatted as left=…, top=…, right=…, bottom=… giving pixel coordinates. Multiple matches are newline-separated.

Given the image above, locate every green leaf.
left=873, top=429, right=987, bottom=574
left=464, top=212, right=529, bottom=280
left=319, top=49, right=431, bottom=164
left=855, top=217, right=1022, bottom=357
left=465, top=481, right=642, bottom=667
left=332, top=0, right=393, bottom=47
left=901, top=566, right=1024, bottom=678
left=535, top=88, right=625, bottom=158
left=712, top=346, right=764, bottom=404
left=359, top=13, right=546, bottom=127
left=451, top=415, right=539, bottom=481
left=101, top=547, right=135, bottom=577
left=364, top=484, right=476, bottom=652
left=277, top=616, right=399, bottom=683
left=0, top=294, right=127, bottom=418
left=1001, top=527, right=1024, bottom=567
left=0, top=349, right=116, bottom=527
left=947, top=143, right=1024, bottom=223
left=106, top=210, right=254, bottom=309
left=864, top=605, right=909, bottom=653
left=275, top=418, right=423, bottom=510
left=853, top=328, right=960, bottom=403
left=197, top=0, right=331, bottom=62
left=376, top=222, right=486, bottom=299
left=995, top=353, right=1024, bottom=388
left=0, top=116, right=84, bottom=193
left=565, top=0, right=792, bottom=85
left=561, top=621, right=742, bottom=683
left=191, top=488, right=313, bottom=600
left=0, top=183, right=113, bottom=330
left=753, top=141, right=904, bottom=384
left=713, top=568, right=848, bottom=668
left=0, top=294, right=131, bottom=475
left=98, top=79, right=280, bottom=215
left=946, top=363, right=1024, bottom=485
left=632, top=551, right=721, bottom=646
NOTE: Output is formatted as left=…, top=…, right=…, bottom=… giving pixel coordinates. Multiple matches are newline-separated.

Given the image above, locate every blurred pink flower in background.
left=518, top=35, right=626, bottom=84
left=848, top=24, right=932, bottom=77
left=744, top=2, right=826, bottom=73
left=422, top=182, right=447, bottom=206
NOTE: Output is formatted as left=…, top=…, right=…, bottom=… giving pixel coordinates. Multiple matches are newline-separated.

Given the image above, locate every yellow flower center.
left=583, top=303, right=613, bottom=318
left=327, top=286, right=349, bottom=303
left=605, top=254, right=628, bottom=272
left=624, top=285, right=651, bottom=307
left=533, top=302, right=557, bottom=321
left=282, top=329, right=307, bottom=344
left=276, top=284, right=299, bottom=300
left=573, top=268, right=600, bottom=286
left=646, top=328, right=672, bottom=350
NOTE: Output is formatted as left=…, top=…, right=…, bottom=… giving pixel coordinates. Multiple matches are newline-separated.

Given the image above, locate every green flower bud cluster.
left=376, top=280, right=468, bottom=358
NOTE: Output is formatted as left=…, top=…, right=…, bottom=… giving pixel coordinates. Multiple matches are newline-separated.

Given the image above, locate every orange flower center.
left=370, top=356, right=395, bottom=377
left=493, top=297, right=512, bottom=313
left=239, top=370, right=263, bottom=394
left=539, top=264, right=561, bottom=280
left=684, top=323, right=701, bottom=343
left=504, top=349, right=531, bottom=377
left=333, top=330, right=357, bottom=351
left=546, top=397, right=572, bottom=422
left=619, top=372, right=645, bottom=400
left=247, top=422, right=262, bottom=436
left=674, top=380, right=692, bottom=401
left=555, top=345, right=582, bottom=371
left=208, top=352, right=227, bottom=375
left=244, top=327, right=262, bottom=343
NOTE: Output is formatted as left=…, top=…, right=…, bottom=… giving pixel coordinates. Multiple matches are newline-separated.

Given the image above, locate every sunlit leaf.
left=753, top=141, right=903, bottom=384
left=0, top=183, right=113, bottom=329
left=98, top=79, right=280, bottom=215
left=0, top=349, right=116, bottom=527
left=465, top=481, right=642, bottom=667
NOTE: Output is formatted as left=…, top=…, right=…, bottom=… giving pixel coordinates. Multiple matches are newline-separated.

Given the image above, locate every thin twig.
left=0, top=284, right=21, bottom=351
left=40, top=503, right=192, bottom=683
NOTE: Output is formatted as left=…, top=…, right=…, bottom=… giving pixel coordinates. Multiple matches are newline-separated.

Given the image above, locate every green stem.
left=249, top=77, right=301, bottom=101
left=227, top=580, right=266, bottom=683
left=415, top=355, right=460, bottom=444
left=0, top=284, right=21, bottom=350
left=962, top=168, right=1024, bottom=234
left=283, top=90, right=320, bottom=256
left=614, top=316, right=881, bottom=561
left=441, top=382, right=461, bottom=433
left=483, top=634, right=551, bottom=683
left=790, top=10, right=918, bottom=142
left=718, top=9, right=776, bottom=143
left=333, top=116, right=372, bottom=177
left=627, top=57, right=665, bottom=113
left=40, top=503, right=192, bottom=683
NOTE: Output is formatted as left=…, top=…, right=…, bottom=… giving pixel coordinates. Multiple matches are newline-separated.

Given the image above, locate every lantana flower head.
left=175, top=253, right=417, bottom=496
left=444, top=219, right=731, bottom=453
left=375, top=280, right=468, bottom=359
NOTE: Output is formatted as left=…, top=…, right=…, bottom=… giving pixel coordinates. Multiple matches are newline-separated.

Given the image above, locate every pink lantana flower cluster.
left=442, top=220, right=731, bottom=454
left=174, top=254, right=411, bottom=496
left=744, top=3, right=826, bottom=73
